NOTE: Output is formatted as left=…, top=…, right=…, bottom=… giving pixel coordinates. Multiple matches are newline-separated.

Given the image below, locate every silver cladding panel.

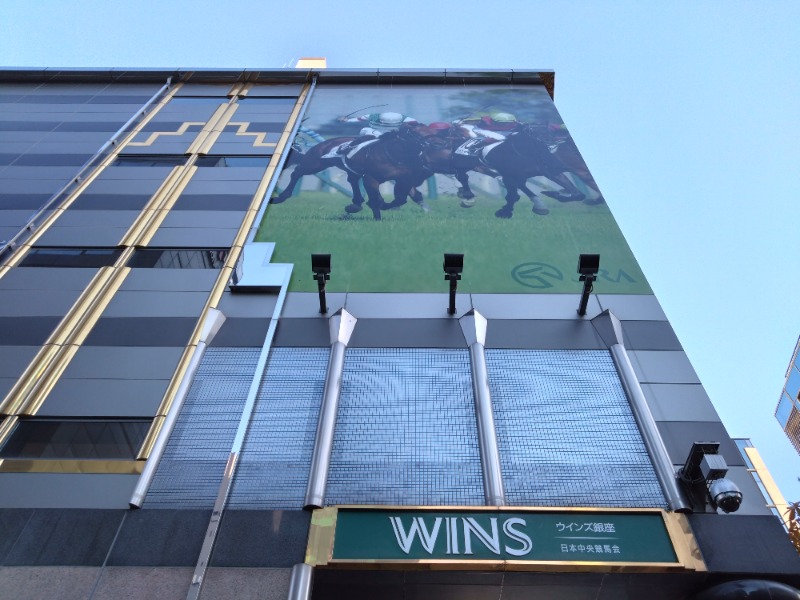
left=486, top=350, right=667, bottom=508
left=228, top=347, right=329, bottom=509
left=145, top=348, right=260, bottom=508
left=325, top=348, right=484, bottom=506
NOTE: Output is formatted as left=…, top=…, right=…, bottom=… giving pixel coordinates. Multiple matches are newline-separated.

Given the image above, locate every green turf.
left=255, top=188, right=651, bottom=295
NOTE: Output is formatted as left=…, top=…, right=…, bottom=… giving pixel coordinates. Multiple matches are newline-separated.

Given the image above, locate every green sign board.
left=329, top=508, right=678, bottom=565
left=257, top=84, right=651, bottom=295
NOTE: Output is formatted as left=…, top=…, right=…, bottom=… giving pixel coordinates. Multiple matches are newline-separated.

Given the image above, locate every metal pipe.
left=460, top=310, right=505, bottom=506
left=0, top=77, right=173, bottom=260
left=287, top=563, right=314, bottom=600
left=129, top=307, right=225, bottom=508
left=305, top=309, right=357, bottom=509
left=609, top=343, right=690, bottom=512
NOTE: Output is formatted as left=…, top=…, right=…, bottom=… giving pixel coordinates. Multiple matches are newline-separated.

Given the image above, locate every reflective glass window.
left=487, top=349, right=667, bottom=508
left=786, top=366, right=800, bottom=403
left=195, top=156, right=271, bottom=168
left=0, top=419, right=151, bottom=460
left=20, top=247, right=122, bottom=268
left=126, top=248, right=229, bottom=269
left=777, top=393, right=793, bottom=427
left=112, top=155, right=187, bottom=167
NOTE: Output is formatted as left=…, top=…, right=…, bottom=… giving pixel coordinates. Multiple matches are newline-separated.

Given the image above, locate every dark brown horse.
left=481, top=124, right=590, bottom=218
left=418, top=132, right=499, bottom=204
left=272, top=123, right=435, bottom=220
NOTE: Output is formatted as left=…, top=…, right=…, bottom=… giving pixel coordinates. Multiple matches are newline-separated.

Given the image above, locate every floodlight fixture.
left=443, top=253, right=464, bottom=315
left=679, top=442, right=743, bottom=513
left=311, top=253, right=331, bottom=314
left=577, top=253, right=600, bottom=316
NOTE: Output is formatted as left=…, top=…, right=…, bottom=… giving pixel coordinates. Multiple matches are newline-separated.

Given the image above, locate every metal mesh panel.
left=486, top=350, right=666, bottom=508
left=228, top=347, right=329, bottom=509
left=145, top=348, right=260, bottom=508
left=326, top=348, right=484, bottom=506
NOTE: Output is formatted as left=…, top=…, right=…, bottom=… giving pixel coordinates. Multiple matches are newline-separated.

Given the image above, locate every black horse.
left=272, top=123, right=435, bottom=220
left=480, top=124, right=589, bottom=218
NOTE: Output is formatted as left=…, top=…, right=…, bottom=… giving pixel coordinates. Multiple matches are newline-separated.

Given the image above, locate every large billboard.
left=256, top=84, right=650, bottom=294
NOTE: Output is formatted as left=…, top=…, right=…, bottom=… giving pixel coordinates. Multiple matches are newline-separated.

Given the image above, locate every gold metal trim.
left=137, top=82, right=312, bottom=459
left=197, top=103, right=240, bottom=155
left=0, top=344, right=60, bottom=415
left=306, top=506, right=706, bottom=573
left=0, top=416, right=19, bottom=446
left=226, top=122, right=278, bottom=148
left=118, top=166, right=185, bottom=246
left=135, top=165, right=198, bottom=246
left=185, top=103, right=232, bottom=155
left=136, top=415, right=165, bottom=460
left=126, top=121, right=207, bottom=147
left=2, top=83, right=184, bottom=269
left=0, top=459, right=144, bottom=474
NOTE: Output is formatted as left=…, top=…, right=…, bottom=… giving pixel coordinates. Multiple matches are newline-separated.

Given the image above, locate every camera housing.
left=709, top=478, right=743, bottom=513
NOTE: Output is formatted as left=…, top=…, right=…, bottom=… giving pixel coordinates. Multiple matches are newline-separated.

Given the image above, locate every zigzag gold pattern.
left=225, top=122, right=277, bottom=147
left=127, top=122, right=205, bottom=146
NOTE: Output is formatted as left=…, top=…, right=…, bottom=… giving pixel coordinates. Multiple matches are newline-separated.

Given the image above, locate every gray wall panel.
left=182, top=180, right=258, bottom=195
left=621, top=321, right=682, bottom=351
left=349, top=319, right=467, bottom=348
left=596, top=294, right=667, bottom=321
left=120, top=269, right=219, bottom=292
left=192, top=167, right=266, bottom=182
left=61, top=346, right=183, bottom=380
left=628, top=350, right=702, bottom=384
left=209, top=318, right=270, bottom=347
left=33, top=226, right=128, bottom=246
left=485, top=319, right=605, bottom=349
left=94, top=167, right=174, bottom=181
left=160, top=211, right=246, bottom=229
left=53, top=210, right=140, bottom=228
left=0, top=167, right=82, bottom=180
left=0, top=289, right=82, bottom=316
left=472, top=293, right=604, bottom=320
left=102, top=291, right=209, bottom=318
left=343, top=293, right=469, bottom=319
left=211, top=510, right=310, bottom=567
left=88, top=567, right=194, bottom=600
left=82, top=317, right=196, bottom=347
left=0, top=317, right=61, bottom=345
left=0, top=474, right=139, bottom=508
left=642, top=383, right=721, bottom=422
left=272, top=318, right=331, bottom=347
left=216, top=292, right=277, bottom=318
left=148, top=228, right=239, bottom=247
left=657, top=421, right=743, bottom=467
left=722, top=466, right=775, bottom=516
left=38, top=378, right=169, bottom=417
left=0, top=267, right=97, bottom=290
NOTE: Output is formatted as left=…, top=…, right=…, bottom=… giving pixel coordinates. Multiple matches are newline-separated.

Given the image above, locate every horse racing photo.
left=257, top=84, right=649, bottom=295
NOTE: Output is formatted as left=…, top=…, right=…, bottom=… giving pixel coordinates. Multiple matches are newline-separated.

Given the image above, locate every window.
left=19, top=247, right=122, bottom=268
left=126, top=248, right=229, bottom=269
left=195, top=156, right=271, bottom=168
left=0, top=419, right=151, bottom=460
left=112, top=155, right=187, bottom=167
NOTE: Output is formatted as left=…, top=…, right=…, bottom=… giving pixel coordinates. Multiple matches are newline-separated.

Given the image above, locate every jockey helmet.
left=491, top=112, right=517, bottom=122
left=378, top=112, right=404, bottom=126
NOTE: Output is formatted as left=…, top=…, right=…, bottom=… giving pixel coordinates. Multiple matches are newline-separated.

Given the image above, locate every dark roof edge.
left=0, top=68, right=556, bottom=98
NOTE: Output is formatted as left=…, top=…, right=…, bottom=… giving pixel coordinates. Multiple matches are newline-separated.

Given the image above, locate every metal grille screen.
left=228, top=347, right=329, bottom=509
left=145, top=348, right=260, bottom=508
left=326, top=348, right=484, bottom=506
left=486, top=349, right=666, bottom=508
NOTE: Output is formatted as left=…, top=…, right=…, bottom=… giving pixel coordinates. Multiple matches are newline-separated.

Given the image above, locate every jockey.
left=338, top=111, right=418, bottom=137
left=455, top=111, right=521, bottom=141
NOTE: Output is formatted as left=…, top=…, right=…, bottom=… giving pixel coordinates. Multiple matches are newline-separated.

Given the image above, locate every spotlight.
left=577, top=253, right=600, bottom=316
left=443, top=253, right=464, bottom=315
left=311, top=253, right=331, bottom=314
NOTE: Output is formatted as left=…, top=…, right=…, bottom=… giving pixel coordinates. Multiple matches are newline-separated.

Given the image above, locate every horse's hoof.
left=495, top=209, right=513, bottom=219
left=418, top=202, right=431, bottom=213
left=460, top=198, right=476, bottom=208
left=542, top=191, right=584, bottom=203
left=271, top=195, right=287, bottom=204
left=583, top=196, right=605, bottom=205
left=532, top=206, right=550, bottom=215
left=344, top=204, right=363, bottom=214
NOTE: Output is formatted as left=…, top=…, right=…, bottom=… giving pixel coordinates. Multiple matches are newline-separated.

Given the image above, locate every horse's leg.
left=455, top=169, right=477, bottom=208
left=272, top=162, right=311, bottom=203
left=520, top=180, right=550, bottom=215
left=343, top=171, right=366, bottom=213
left=540, top=172, right=585, bottom=202
left=383, top=180, right=410, bottom=210
left=408, top=183, right=430, bottom=213
left=362, top=175, right=385, bottom=221
left=495, top=175, right=521, bottom=219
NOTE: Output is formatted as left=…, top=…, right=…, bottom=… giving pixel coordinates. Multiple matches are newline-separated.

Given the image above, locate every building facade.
left=777, top=337, right=800, bottom=454
left=0, top=68, right=798, bottom=600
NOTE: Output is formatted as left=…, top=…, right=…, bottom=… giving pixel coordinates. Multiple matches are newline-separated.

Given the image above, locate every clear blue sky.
left=3, top=0, right=800, bottom=501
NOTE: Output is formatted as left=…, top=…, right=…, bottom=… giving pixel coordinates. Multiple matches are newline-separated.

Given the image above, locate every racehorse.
left=272, top=123, right=435, bottom=220
left=480, top=124, right=590, bottom=218
left=418, top=133, right=499, bottom=204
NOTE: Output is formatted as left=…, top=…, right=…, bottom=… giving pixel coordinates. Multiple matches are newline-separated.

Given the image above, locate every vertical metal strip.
left=287, top=563, right=314, bottom=600
left=305, top=309, right=358, bottom=509
left=460, top=310, right=505, bottom=506
left=591, top=310, right=690, bottom=512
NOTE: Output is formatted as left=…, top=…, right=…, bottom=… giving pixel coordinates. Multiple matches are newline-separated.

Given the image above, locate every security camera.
left=709, top=478, right=743, bottom=513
